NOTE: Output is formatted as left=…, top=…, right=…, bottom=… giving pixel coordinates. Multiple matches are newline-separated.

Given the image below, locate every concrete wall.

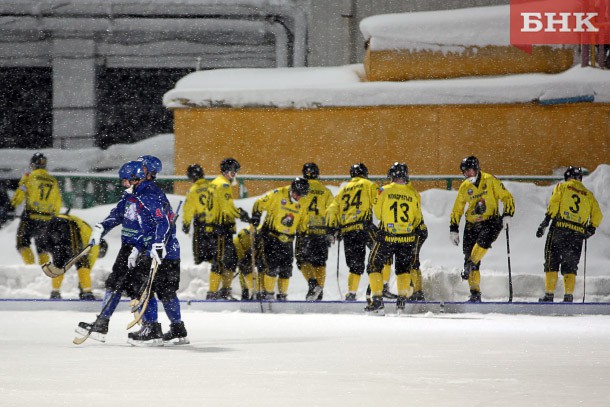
left=172, top=103, right=610, bottom=195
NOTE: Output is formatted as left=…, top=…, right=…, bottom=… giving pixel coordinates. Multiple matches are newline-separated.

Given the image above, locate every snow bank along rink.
left=1, top=310, right=609, bottom=406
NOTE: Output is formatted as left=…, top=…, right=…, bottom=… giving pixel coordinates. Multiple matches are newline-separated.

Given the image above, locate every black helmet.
left=302, top=162, right=319, bottom=180
left=564, top=166, right=583, bottom=181
left=291, top=177, right=310, bottom=197
left=388, top=162, right=409, bottom=181
left=460, top=156, right=480, bottom=173
left=220, top=158, right=241, bottom=173
left=187, top=164, right=204, bottom=181
left=349, top=163, right=368, bottom=178
left=30, top=153, right=47, bottom=170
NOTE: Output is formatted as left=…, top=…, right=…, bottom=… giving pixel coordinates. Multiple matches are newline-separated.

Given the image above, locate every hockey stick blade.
left=42, top=244, right=92, bottom=278
left=73, top=331, right=91, bottom=345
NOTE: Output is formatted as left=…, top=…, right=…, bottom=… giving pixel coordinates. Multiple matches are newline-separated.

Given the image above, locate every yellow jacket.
left=547, top=179, right=603, bottom=228
left=234, top=228, right=253, bottom=261
left=450, top=171, right=515, bottom=227
left=326, top=177, right=378, bottom=232
left=207, top=175, right=241, bottom=232
left=11, top=169, right=62, bottom=221
left=297, top=179, right=334, bottom=235
left=253, top=185, right=306, bottom=237
left=183, top=178, right=210, bottom=226
left=374, top=182, right=423, bottom=234
left=54, top=213, right=99, bottom=268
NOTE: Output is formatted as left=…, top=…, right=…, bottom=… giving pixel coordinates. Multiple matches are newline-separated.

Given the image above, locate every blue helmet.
left=119, top=160, right=146, bottom=181
left=137, top=155, right=162, bottom=175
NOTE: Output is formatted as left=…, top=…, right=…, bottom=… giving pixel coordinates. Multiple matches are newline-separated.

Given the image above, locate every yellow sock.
left=38, top=252, right=51, bottom=265
left=396, top=273, right=412, bottom=297
left=278, top=277, right=290, bottom=295
left=382, top=264, right=391, bottom=284
left=347, top=273, right=361, bottom=293
left=300, top=263, right=314, bottom=281
left=369, top=272, right=384, bottom=297
left=545, top=271, right=559, bottom=294
left=77, top=268, right=92, bottom=292
left=264, top=274, right=277, bottom=293
left=411, top=269, right=423, bottom=292
left=563, top=274, right=576, bottom=295
left=469, top=244, right=488, bottom=265
left=221, top=269, right=234, bottom=289
left=20, top=248, right=36, bottom=265
left=209, top=272, right=221, bottom=292
left=51, top=275, right=64, bottom=291
left=468, top=270, right=481, bottom=292
left=313, top=266, right=326, bottom=288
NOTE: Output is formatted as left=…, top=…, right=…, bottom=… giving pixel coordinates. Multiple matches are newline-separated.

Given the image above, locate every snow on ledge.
left=163, top=65, right=610, bottom=109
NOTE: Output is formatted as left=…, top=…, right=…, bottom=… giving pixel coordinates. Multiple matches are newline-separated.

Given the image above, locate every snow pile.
left=0, top=134, right=175, bottom=180
left=1, top=165, right=608, bottom=302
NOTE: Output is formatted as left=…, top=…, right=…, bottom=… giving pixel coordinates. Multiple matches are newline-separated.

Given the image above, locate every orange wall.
left=173, top=104, right=610, bottom=196
left=364, top=46, right=574, bottom=81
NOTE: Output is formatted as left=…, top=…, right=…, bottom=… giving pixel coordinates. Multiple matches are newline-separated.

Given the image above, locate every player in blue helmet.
left=125, top=159, right=188, bottom=346
left=75, top=160, right=147, bottom=343
left=137, top=155, right=162, bottom=179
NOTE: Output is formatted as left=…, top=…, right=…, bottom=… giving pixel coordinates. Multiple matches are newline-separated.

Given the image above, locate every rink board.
left=0, top=298, right=609, bottom=316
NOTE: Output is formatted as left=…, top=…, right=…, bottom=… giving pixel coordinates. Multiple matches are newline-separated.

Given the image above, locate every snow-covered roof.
left=163, top=65, right=610, bottom=108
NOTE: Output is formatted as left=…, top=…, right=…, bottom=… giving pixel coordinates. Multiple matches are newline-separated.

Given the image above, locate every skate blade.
left=74, top=327, right=106, bottom=342
left=127, top=338, right=164, bottom=347
left=164, top=337, right=190, bottom=346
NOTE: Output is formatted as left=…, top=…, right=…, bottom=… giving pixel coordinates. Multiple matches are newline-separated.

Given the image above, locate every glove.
left=238, top=208, right=251, bottom=223
left=127, top=247, right=139, bottom=269
left=450, top=231, right=460, bottom=246
left=585, top=225, right=596, bottom=239
left=150, top=242, right=166, bottom=264
left=250, top=212, right=261, bottom=227
left=89, top=223, right=104, bottom=246
left=502, top=215, right=511, bottom=230
left=182, top=223, right=190, bottom=234
left=536, top=216, right=551, bottom=238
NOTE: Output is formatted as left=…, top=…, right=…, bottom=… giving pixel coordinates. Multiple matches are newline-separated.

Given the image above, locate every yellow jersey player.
left=365, top=162, right=424, bottom=315
left=182, top=164, right=215, bottom=266
left=11, top=153, right=62, bottom=266
left=251, top=177, right=310, bottom=300
left=536, top=166, right=603, bottom=302
left=326, top=163, right=378, bottom=301
left=450, top=156, right=515, bottom=302
left=295, top=163, right=334, bottom=301
left=206, top=158, right=250, bottom=300
left=46, top=213, right=106, bottom=300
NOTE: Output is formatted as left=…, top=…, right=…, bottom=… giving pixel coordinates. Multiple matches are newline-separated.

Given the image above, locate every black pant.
left=462, top=218, right=502, bottom=268
left=192, top=220, right=215, bottom=264
left=105, top=243, right=142, bottom=298
left=544, top=226, right=584, bottom=275
left=342, top=229, right=371, bottom=275
left=295, top=234, right=329, bottom=268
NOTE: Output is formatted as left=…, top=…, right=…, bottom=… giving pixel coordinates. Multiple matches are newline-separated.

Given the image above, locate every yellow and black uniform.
left=206, top=174, right=242, bottom=299
left=450, top=171, right=515, bottom=300
left=295, top=178, right=334, bottom=300
left=537, top=176, right=603, bottom=302
left=367, top=181, right=424, bottom=309
left=252, top=185, right=307, bottom=300
left=11, top=167, right=62, bottom=265
left=234, top=227, right=259, bottom=300
left=183, top=178, right=214, bottom=265
left=46, top=214, right=101, bottom=299
left=326, top=176, right=378, bottom=299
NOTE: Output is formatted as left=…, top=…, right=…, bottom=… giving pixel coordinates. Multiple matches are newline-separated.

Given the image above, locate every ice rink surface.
left=2, top=309, right=609, bottom=407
